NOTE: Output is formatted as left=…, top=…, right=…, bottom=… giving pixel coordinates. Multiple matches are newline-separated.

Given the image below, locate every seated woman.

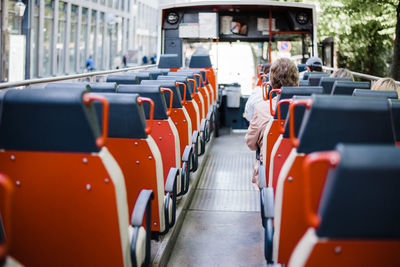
left=331, top=68, right=354, bottom=81
left=372, top=77, right=400, bottom=99
left=245, top=58, right=299, bottom=185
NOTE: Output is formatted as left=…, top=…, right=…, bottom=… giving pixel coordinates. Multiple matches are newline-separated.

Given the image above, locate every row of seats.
left=257, top=70, right=400, bottom=266
left=0, top=54, right=217, bottom=266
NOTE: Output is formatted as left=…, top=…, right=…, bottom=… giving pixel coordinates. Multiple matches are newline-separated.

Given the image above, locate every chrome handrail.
left=0, top=64, right=157, bottom=90
left=323, top=66, right=400, bottom=85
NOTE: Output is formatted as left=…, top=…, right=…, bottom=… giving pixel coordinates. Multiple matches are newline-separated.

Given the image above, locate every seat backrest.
left=141, top=80, right=183, bottom=108
left=297, top=95, right=395, bottom=154
left=389, top=99, right=400, bottom=142
left=157, top=76, right=193, bottom=101
left=331, top=81, right=370, bottom=95
left=136, top=72, right=152, bottom=83
left=93, top=93, right=147, bottom=139
left=318, top=77, right=351, bottom=94
left=353, top=89, right=398, bottom=99
left=106, top=74, right=139, bottom=84
left=139, top=69, right=164, bottom=80
left=89, top=82, right=117, bottom=92
left=308, top=73, right=330, bottom=86
left=303, top=72, right=329, bottom=80
left=274, top=87, right=323, bottom=120
left=299, top=80, right=309, bottom=86
left=168, top=72, right=198, bottom=93
left=117, top=84, right=168, bottom=120
left=150, top=68, right=170, bottom=75
left=189, top=54, right=212, bottom=68
left=177, top=69, right=205, bottom=87
left=297, top=64, right=307, bottom=73
left=158, top=54, right=182, bottom=69
left=282, top=96, right=309, bottom=139
left=0, top=87, right=100, bottom=153
left=317, top=144, right=400, bottom=239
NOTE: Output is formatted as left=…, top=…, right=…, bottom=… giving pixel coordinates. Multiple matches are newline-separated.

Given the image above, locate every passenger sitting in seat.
left=331, top=68, right=354, bottom=81
left=299, top=57, right=322, bottom=79
left=372, top=77, right=400, bottom=97
left=245, top=58, right=299, bottom=185
left=245, top=63, right=272, bottom=121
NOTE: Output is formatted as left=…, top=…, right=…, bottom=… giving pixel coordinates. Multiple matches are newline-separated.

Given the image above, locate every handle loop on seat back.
left=193, top=74, right=202, bottom=91
left=83, top=93, right=109, bottom=147
left=257, top=64, right=263, bottom=78
left=269, top=89, right=281, bottom=116
left=137, top=97, right=155, bottom=135
left=176, top=82, right=186, bottom=104
left=289, top=99, right=313, bottom=147
left=303, top=151, right=341, bottom=228
left=200, top=70, right=208, bottom=85
left=0, top=173, right=13, bottom=261
left=160, top=88, right=173, bottom=116
left=187, top=78, right=197, bottom=97
left=277, top=99, right=293, bottom=134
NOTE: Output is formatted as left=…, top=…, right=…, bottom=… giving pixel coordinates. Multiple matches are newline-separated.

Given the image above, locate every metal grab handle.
left=193, top=74, right=202, bottom=91
left=303, top=151, right=340, bottom=228
left=200, top=70, right=208, bottom=85
left=0, top=173, right=13, bottom=261
left=289, top=99, right=313, bottom=147
left=176, top=82, right=187, bottom=104
left=257, top=64, right=263, bottom=78
left=277, top=99, right=293, bottom=134
left=262, top=82, right=268, bottom=101
left=83, top=93, right=109, bottom=147
left=269, top=89, right=281, bottom=116
left=137, top=97, right=155, bottom=135
left=160, top=88, right=173, bottom=116
left=187, top=78, right=197, bottom=97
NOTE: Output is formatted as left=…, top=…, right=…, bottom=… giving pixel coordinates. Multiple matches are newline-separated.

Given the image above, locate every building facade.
left=0, top=0, right=159, bottom=82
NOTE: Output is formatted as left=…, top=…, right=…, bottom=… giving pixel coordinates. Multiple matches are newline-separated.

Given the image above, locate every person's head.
left=262, top=63, right=272, bottom=75
left=331, top=68, right=354, bottom=81
left=269, top=58, right=299, bottom=89
left=372, top=78, right=398, bottom=91
left=305, top=57, right=323, bottom=72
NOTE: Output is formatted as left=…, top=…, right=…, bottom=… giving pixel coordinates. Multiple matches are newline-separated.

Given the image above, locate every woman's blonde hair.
left=372, top=78, right=398, bottom=91
left=331, top=68, right=354, bottom=81
left=269, top=58, right=299, bottom=89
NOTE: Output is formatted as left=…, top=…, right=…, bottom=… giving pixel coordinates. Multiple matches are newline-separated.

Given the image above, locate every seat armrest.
left=164, top=168, right=178, bottom=229
left=179, top=146, right=193, bottom=196
left=191, top=131, right=199, bottom=171
left=261, top=187, right=274, bottom=264
left=199, top=119, right=208, bottom=156
left=130, top=189, right=154, bottom=267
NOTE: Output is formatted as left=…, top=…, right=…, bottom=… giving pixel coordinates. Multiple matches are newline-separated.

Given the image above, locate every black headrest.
left=282, top=96, right=309, bottom=138
left=89, top=82, right=117, bottom=93
left=303, top=72, right=329, bottom=80
left=274, top=87, right=323, bottom=120
left=106, top=74, right=139, bottom=85
left=140, top=80, right=182, bottom=108
left=331, top=81, right=370, bottom=95
left=157, top=76, right=193, bottom=100
left=297, top=95, right=394, bottom=154
left=319, top=77, right=352, bottom=94
left=299, top=80, right=309, bottom=86
left=353, top=89, right=398, bottom=99
left=189, top=54, right=212, bottom=68
left=177, top=69, right=205, bottom=87
left=317, top=144, right=400, bottom=239
left=139, top=69, right=163, bottom=80
left=93, top=93, right=147, bottom=139
left=158, top=54, right=182, bottom=69
left=117, top=84, right=168, bottom=120
left=0, top=87, right=101, bottom=153
left=168, top=72, right=198, bottom=93
left=308, top=73, right=329, bottom=86
left=389, top=99, right=400, bottom=142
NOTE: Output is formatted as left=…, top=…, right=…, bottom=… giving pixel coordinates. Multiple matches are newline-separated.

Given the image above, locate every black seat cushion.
left=274, top=87, right=323, bottom=120
left=331, top=81, right=370, bottom=95
left=140, top=80, right=182, bottom=108
left=297, top=95, right=394, bottom=154
left=389, top=99, right=400, bottom=142
left=117, top=84, right=168, bottom=120
left=317, top=144, right=400, bottom=239
left=353, top=89, right=398, bottom=99
left=318, top=77, right=352, bottom=94
left=158, top=54, right=182, bottom=69
left=157, top=76, right=193, bottom=101
left=106, top=74, right=139, bottom=85
left=0, top=87, right=100, bottom=153
left=94, top=93, right=147, bottom=139
left=189, top=54, right=212, bottom=68
left=89, top=82, right=117, bottom=93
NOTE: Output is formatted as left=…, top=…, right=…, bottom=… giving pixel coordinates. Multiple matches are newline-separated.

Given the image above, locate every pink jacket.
left=245, top=97, right=277, bottom=184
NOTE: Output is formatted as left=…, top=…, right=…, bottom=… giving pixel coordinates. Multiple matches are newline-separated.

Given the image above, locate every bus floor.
left=167, top=131, right=266, bottom=266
